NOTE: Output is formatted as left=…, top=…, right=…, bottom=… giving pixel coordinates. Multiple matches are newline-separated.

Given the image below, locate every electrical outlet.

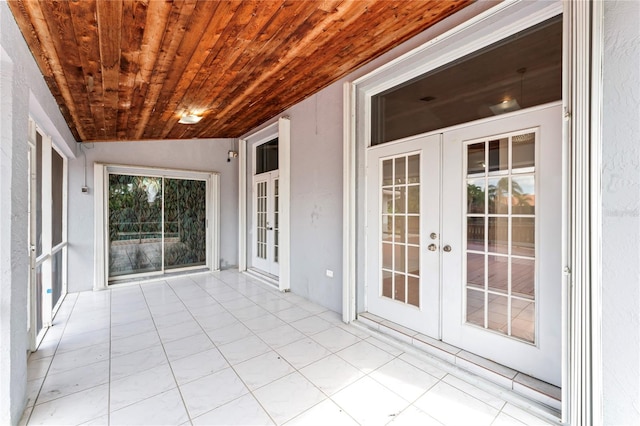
left=326, top=269, right=334, bottom=278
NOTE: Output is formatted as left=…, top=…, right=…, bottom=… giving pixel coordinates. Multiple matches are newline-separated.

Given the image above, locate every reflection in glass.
left=395, top=187, right=406, bottom=213
left=382, top=242, right=392, bottom=270
left=164, top=179, right=207, bottom=270
left=487, top=255, right=508, bottom=294
left=488, top=177, right=510, bottom=214
left=512, top=258, right=535, bottom=298
left=488, top=217, right=508, bottom=254
left=382, top=270, right=393, bottom=298
left=382, top=159, right=393, bottom=186
left=108, top=174, right=163, bottom=277
left=512, top=133, right=535, bottom=169
left=395, top=157, right=406, bottom=184
left=407, top=155, right=420, bottom=183
left=488, top=294, right=509, bottom=335
left=407, top=276, right=419, bottom=307
left=512, top=175, right=535, bottom=214
left=407, top=216, right=419, bottom=244
left=407, top=186, right=419, bottom=214
left=395, top=273, right=406, bottom=303
left=394, top=245, right=406, bottom=273
left=467, top=179, right=485, bottom=213
left=488, top=138, right=509, bottom=172
left=467, top=143, right=485, bottom=174
left=511, top=300, right=535, bottom=342
left=382, top=216, right=393, bottom=241
left=407, top=246, right=419, bottom=275
left=512, top=217, right=535, bottom=256
left=467, top=217, right=484, bottom=251
left=394, top=216, right=405, bottom=243
left=466, top=253, right=484, bottom=288
left=467, top=289, right=484, bottom=327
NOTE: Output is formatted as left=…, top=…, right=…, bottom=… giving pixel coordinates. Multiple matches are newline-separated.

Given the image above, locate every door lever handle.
left=443, top=245, right=452, bottom=252
left=266, top=226, right=273, bottom=231
left=427, top=244, right=437, bottom=251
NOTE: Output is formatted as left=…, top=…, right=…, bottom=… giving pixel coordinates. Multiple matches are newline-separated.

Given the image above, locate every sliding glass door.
left=108, top=173, right=208, bottom=281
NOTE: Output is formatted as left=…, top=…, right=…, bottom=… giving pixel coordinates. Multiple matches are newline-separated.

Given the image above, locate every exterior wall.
left=0, top=1, right=77, bottom=423
left=67, top=139, right=238, bottom=292
left=601, top=0, right=640, bottom=423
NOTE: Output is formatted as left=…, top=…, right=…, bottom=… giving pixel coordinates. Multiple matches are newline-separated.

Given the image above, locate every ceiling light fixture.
left=489, top=98, right=520, bottom=115
left=178, top=113, right=203, bottom=124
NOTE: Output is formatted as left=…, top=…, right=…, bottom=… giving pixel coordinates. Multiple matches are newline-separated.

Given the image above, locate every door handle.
left=427, top=244, right=437, bottom=251
left=443, top=245, right=452, bottom=252
left=266, top=226, right=273, bottom=231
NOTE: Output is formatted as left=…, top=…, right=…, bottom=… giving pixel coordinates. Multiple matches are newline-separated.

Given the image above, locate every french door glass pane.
left=36, top=132, right=43, bottom=256
left=108, top=174, right=163, bottom=277
left=464, top=131, right=537, bottom=343
left=52, top=149, right=64, bottom=246
left=256, top=181, right=267, bottom=260
left=35, top=263, right=43, bottom=335
left=164, top=179, right=207, bottom=270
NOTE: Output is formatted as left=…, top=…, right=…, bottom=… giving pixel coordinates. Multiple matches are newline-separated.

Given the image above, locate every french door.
left=366, top=104, right=562, bottom=385
left=252, top=171, right=279, bottom=277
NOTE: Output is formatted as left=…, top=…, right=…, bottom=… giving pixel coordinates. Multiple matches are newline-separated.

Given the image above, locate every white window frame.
left=239, top=118, right=291, bottom=292
left=94, top=163, right=220, bottom=290
left=343, top=0, right=603, bottom=423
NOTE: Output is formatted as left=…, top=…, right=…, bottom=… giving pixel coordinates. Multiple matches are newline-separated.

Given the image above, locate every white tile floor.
left=21, top=270, right=556, bottom=426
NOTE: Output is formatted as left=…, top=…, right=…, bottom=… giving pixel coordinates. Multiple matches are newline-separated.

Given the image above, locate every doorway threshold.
left=244, top=268, right=279, bottom=290
left=358, top=312, right=561, bottom=414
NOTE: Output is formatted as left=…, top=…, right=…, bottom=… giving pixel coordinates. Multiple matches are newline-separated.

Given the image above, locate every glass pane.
left=487, top=217, right=508, bottom=254
left=467, top=217, right=484, bottom=252
left=394, top=216, right=405, bottom=243
left=256, top=138, right=278, bottom=174
left=52, top=249, right=63, bottom=309
left=164, top=179, right=207, bottom=270
left=36, top=263, right=43, bottom=336
left=512, top=258, right=535, bottom=298
left=382, top=216, right=393, bottom=242
left=394, top=245, right=406, bottom=273
left=466, top=253, right=484, bottom=289
left=407, top=186, right=419, bottom=214
left=512, top=132, right=535, bottom=169
left=395, top=157, right=406, bottom=184
left=466, top=289, right=484, bottom=327
left=512, top=175, right=535, bottom=214
left=487, top=294, right=508, bottom=335
left=52, top=150, right=64, bottom=246
left=108, top=174, right=163, bottom=277
left=407, top=154, right=420, bottom=183
left=467, top=143, right=485, bottom=174
left=407, top=276, right=419, bottom=307
left=382, top=159, right=393, bottom=186
left=487, top=255, right=508, bottom=294
left=394, top=273, right=406, bottom=303
left=407, top=245, right=419, bottom=275
left=36, top=132, right=43, bottom=257
left=407, top=216, right=419, bottom=244
left=488, top=138, right=509, bottom=172
left=512, top=299, right=535, bottom=342
left=394, top=187, right=406, bottom=214
left=488, top=177, right=509, bottom=214
left=512, top=217, right=535, bottom=256
left=370, top=17, right=562, bottom=145
left=382, top=270, right=392, bottom=298
left=467, top=179, right=485, bottom=213
left=382, top=188, right=394, bottom=214
left=382, top=243, right=392, bottom=270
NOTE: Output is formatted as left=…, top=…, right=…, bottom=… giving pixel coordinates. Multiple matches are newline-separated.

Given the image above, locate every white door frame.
left=343, top=1, right=603, bottom=423
left=239, top=117, right=291, bottom=292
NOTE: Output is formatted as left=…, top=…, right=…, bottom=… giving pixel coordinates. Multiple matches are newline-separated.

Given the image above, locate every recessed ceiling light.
left=178, top=113, right=203, bottom=124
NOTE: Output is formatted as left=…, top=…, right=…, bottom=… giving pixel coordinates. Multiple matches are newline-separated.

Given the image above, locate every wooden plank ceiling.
left=8, top=0, right=472, bottom=142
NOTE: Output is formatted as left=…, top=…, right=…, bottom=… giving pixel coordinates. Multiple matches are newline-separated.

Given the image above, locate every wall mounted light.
left=178, top=113, right=203, bottom=124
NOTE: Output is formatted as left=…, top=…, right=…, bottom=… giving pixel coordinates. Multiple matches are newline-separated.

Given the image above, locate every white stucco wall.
left=66, top=139, right=239, bottom=293
left=0, top=1, right=78, bottom=423
left=601, top=0, right=640, bottom=423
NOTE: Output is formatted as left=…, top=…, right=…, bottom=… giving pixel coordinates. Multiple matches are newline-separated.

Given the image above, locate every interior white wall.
left=67, top=139, right=238, bottom=293
left=0, top=1, right=79, bottom=423
left=601, top=0, right=640, bottom=423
